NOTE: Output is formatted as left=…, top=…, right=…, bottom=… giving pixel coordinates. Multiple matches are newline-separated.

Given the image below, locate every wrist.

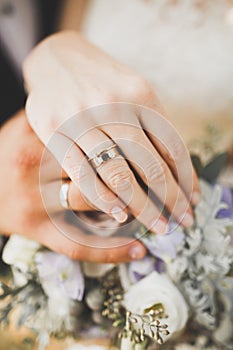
left=22, top=30, right=83, bottom=93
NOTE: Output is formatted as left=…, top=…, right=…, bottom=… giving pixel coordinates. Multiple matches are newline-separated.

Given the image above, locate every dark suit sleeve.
left=0, top=51, right=26, bottom=126
left=0, top=0, right=62, bottom=127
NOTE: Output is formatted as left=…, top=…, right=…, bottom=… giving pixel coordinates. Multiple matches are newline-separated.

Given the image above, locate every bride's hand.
left=23, top=31, right=200, bottom=234
left=0, top=111, right=146, bottom=262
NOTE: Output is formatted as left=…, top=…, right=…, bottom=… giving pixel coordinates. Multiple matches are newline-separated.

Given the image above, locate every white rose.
left=123, top=271, right=189, bottom=339
left=2, top=234, right=40, bottom=271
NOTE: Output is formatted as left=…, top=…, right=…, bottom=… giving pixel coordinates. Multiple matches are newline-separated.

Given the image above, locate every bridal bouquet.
left=0, top=153, right=232, bottom=350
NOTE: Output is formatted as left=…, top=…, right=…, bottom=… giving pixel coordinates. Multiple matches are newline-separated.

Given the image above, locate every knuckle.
left=95, top=91, right=116, bottom=104
left=126, top=129, right=145, bottom=144
left=167, top=138, right=185, bottom=162
left=128, top=76, right=153, bottom=102
left=71, top=164, right=88, bottom=185
left=66, top=246, right=82, bottom=260
left=105, top=164, right=133, bottom=191
left=144, top=158, right=167, bottom=183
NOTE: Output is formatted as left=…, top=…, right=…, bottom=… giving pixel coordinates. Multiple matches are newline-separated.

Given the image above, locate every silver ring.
left=88, top=144, right=120, bottom=168
left=59, top=182, right=70, bottom=209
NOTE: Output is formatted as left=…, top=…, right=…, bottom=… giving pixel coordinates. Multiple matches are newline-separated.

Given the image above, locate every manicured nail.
left=191, top=192, right=201, bottom=205
left=181, top=213, right=194, bottom=227
left=129, top=245, right=145, bottom=260
left=151, top=219, right=168, bottom=235
left=111, top=206, right=128, bottom=223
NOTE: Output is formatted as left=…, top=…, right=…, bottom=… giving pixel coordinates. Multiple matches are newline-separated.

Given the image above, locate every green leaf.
left=201, top=152, right=229, bottom=182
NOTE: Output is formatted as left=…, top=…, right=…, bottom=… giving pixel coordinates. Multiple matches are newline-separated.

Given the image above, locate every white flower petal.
left=123, top=271, right=189, bottom=338
left=2, top=234, right=40, bottom=272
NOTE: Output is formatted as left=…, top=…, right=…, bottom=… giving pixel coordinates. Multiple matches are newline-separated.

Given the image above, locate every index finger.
left=36, top=218, right=146, bottom=263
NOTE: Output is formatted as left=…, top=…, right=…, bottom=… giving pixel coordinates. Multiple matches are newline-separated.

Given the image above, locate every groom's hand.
left=0, top=110, right=146, bottom=262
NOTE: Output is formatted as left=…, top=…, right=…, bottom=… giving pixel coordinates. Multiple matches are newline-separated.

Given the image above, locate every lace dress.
left=82, top=0, right=233, bottom=158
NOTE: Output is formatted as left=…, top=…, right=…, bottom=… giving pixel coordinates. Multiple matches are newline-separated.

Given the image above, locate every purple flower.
left=217, top=187, right=233, bottom=219
left=35, top=251, right=84, bottom=301
left=139, top=223, right=185, bottom=262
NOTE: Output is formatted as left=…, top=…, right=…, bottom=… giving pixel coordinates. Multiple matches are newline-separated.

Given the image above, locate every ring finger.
left=76, top=128, right=168, bottom=234
left=43, top=131, right=128, bottom=223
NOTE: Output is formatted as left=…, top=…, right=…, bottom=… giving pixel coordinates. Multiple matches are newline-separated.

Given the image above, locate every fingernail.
left=151, top=219, right=168, bottom=235
left=129, top=245, right=145, bottom=260
left=181, top=213, right=194, bottom=227
left=111, top=206, right=128, bottom=223
left=191, top=192, right=201, bottom=205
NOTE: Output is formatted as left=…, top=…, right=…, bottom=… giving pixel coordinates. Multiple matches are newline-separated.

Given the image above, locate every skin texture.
left=0, top=111, right=146, bottom=262
left=23, top=31, right=200, bottom=236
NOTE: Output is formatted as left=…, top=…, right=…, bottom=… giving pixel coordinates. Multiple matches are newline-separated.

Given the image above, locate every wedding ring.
left=59, top=182, right=70, bottom=209
left=88, top=144, right=120, bottom=168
